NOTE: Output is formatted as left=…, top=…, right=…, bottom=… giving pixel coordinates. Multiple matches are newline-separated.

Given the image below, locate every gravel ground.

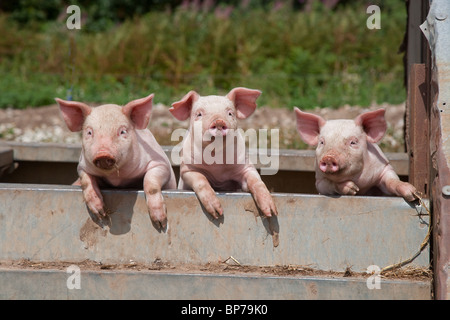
left=0, top=102, right=407, bottom=152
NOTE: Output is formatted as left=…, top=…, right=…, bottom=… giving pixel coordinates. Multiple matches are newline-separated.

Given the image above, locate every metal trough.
left=0, top=183, right=429, bottom=271
left=0, top=142, right=431, bottom=299
left=0, top=183, right=431, bottom=299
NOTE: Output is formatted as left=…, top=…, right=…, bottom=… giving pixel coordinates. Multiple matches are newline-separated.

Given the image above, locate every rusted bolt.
left=436, top=13, right=448, bottom=21
left=443, top=185, right=450, bottom=196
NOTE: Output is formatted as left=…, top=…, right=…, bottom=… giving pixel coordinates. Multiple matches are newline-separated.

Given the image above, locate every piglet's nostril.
left=211, top=119, right=226, bottom=129
left=210, top=119, right=228, bottom=131
left=94, top=155, right=116, bottom=170
left=320, top=156, right=339, bottom=173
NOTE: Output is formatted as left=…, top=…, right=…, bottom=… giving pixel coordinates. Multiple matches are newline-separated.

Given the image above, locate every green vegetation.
left=0, top=1, right=407, bottom=109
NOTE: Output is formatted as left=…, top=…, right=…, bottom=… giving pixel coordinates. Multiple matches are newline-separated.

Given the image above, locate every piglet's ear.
left=123, top=94, right=154, bottom=130
left=354, top=108, right=386, bottom=143
left=294, top=107, right=326, bottom=146
left=55, top=98, right=91, bottom=132
left=170, top=90, right=199, bottom=121
left=226, top=87, right=261, bottom=119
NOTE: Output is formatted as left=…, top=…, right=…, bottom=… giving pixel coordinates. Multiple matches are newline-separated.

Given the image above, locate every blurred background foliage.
left=0, top=0, right=407, bottom=109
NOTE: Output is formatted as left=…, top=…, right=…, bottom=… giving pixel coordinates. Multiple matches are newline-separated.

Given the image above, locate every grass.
left=0, top=1, right=407, bottom=109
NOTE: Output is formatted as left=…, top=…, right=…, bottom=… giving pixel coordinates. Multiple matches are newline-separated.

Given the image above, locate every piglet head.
left=170, top=87, right=261, bottom=142
left=294, top=107, right=387, bottom=177
left=56, top=94, right=154, bottom=172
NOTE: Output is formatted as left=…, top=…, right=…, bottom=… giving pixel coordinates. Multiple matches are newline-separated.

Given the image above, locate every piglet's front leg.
left=243, top=170, right=278, bottom=217
left=316, top=177, right=360, bottom=196
left=78, top=170, right=106, bottom=220
left=182, top=170, right=223, bottom=219
left=143, top=166, right=172, bottom=230
left=380, top=170, right=418, bottom=202
left=335, top=180, right=360, bottom=195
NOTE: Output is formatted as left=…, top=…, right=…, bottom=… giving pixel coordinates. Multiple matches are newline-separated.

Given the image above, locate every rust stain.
left=272, top=231, right=280, bottom=248
left=79, top=218, right=107, bottom=249
left=307, top=283, right=318, bottom=297
left=243, top=200, right=258, bottom=218
left=168, top=196, right=199, bottom=215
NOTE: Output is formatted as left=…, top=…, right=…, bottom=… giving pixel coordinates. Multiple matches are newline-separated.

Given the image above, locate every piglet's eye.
left=194, top=110, right=203, bottom=120
left=118, top=127, right=128, bottom=136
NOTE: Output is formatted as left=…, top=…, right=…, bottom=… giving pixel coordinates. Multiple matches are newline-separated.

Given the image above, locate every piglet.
left=294, top=107, right=418, bottom=201
left=170, top=87, right=278, bottom=219
left=56, top=94, right=176, bottom=229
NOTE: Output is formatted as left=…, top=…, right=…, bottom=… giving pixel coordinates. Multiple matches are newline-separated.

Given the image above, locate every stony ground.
left=0, top=102, right=407, bottom=152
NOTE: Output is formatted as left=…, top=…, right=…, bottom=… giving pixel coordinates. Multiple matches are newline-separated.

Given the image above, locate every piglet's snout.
left=209, top=119, right=228, bottom=136
left=319, top=155, right=339, bottom=173
left=94, top=152, right=116, bottom=170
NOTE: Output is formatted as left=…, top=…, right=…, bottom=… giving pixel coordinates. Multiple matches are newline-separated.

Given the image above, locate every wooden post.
left=406, top=64, right=429, bottom=197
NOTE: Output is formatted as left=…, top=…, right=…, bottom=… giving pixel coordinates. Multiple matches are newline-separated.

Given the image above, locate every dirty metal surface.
left=0, top=267, right=431, bottom=300
left=0, top=183, right=429, bottom=273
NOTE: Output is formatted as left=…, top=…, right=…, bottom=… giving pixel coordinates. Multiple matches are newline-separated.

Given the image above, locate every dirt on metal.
left=0, top=258, right=431, bottom=281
